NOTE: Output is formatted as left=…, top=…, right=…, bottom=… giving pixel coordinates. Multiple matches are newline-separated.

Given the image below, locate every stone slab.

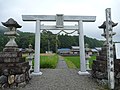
left=0, top=57, right=25, bottom=63
left=78, top=71, right=90, bottom=75
left=96, top=56, right=107, bottom=61
left=32, top=72, right=42, bottom=76
left=115, top=43, right=120, bottom=59
left=0, top=52, right=22, bottom=58
left=3, top=48, right=19, bottom=52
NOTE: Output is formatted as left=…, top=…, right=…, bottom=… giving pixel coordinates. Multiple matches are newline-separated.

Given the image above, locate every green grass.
left=40, top=54, right=58, bottom=68
left=88, top=55, right=96, bottom=68
left=24, top=54, right=59, bottom=69
left=64, top=58, right=77, bottom=68
left=64, top=55, right=96, bottom=69
left=64, top=56, right=80, bottom=68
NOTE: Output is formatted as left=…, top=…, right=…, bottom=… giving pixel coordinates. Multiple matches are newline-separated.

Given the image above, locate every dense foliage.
left=0, top=26, right=103, bottom=52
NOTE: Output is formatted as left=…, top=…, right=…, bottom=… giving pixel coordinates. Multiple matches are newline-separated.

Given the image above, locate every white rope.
left=56, top=29, right=77, bottom=35
left=62, top=30, right=77, bottom=34
left=42, top=29, right=78, bottom=35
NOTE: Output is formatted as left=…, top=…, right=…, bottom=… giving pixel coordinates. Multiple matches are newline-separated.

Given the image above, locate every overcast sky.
left=0, top=0, right=120, bottom=41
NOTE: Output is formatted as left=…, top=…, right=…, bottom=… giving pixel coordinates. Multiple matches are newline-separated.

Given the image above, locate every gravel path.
left=6, top=56, right=104, bottom=90
left=56, top=56, right=68, bottom=69
left=21, top=69, right=102, bottom=90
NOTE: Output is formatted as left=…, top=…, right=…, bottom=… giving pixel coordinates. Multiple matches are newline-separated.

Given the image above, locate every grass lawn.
left=64, top=56, right=80, bottom=68
left=40, top=54, right=59, bottom=68
left=24, top=53, right=59, bottom=69
left=64, top=55, right=96, bottom=69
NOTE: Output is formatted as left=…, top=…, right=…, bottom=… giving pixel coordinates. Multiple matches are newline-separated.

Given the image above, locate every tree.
left=0, top=26, right=103, bottom=52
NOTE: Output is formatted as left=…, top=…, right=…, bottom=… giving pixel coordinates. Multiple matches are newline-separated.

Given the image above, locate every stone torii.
left=22, top=14, right=96, bottom=75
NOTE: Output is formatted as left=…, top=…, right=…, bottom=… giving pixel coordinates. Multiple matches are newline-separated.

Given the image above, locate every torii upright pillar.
left=78, top=20, right=90, bottom=75
left=32, top=19, right=42, bottom=75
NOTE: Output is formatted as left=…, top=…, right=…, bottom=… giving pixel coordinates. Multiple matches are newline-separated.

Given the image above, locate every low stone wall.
left=91, top=46, right=120, bottom=86
left=0, top=51, right=30, bottom=89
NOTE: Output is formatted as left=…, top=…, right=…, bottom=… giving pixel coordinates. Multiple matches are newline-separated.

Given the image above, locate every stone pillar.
left=78, top=20, right=89, bottom=75
left=32, top=20, right=42, bottom=75
left=106, top=8, right=114, bottom=89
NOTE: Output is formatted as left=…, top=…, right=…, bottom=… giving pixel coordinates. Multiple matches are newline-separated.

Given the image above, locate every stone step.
left=3, top=47, right=19, bottom=52
left=0, top=52, right=22, bottom=58
left=96, top=56, right=107, bottom=61
left=101, top=47, right=107, bottom=51
left=99, top=51, right=107, bottom=56
left=99, top=50, right=107, bottom=54
left=0, top=57, right=25, bottom=63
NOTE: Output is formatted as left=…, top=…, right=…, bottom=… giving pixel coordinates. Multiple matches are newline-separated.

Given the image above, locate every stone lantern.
left=85, top=43, right=91, bottom=70
left=2, top=18, right=21, bottom=52
left=0, top=18, right=30, bottom=88
left=98, top=21, right=117, bottom=46
left=26, top=44, right=34, bottom=72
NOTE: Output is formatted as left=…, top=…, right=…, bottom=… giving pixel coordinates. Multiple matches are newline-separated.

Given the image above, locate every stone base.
left=78, top=71, right=90, bottom=75
left=86, top=67, right=91, bottom=71
left=32, top=72, right=42, bottom=76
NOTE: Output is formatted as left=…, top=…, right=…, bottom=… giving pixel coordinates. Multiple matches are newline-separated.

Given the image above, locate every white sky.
left=0, top=0, right=120, bottom=41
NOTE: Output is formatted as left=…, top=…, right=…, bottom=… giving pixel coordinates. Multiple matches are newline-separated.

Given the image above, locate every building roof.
left=58, top=48, right=70, bottom=52
left=95, top=47, right=102, bottom=51
left=2, top=18, right=22, bottom=28
left=72, top=46, right=91, bottom=52
left=71, top=46, right=79, bottom=49
left=91, top=49, right=98, bottom=52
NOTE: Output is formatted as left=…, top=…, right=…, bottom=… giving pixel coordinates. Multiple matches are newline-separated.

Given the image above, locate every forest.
left=0, top=26, right=103, bottom=52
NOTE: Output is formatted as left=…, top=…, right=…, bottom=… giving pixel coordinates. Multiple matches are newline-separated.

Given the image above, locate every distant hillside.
left=58, top=34, right=103, bottom=49
left=0, top=26, right=8, bottom=34
left=0, top=26, right=103, bottom=52
left=0, top=26, right=22, bottom=34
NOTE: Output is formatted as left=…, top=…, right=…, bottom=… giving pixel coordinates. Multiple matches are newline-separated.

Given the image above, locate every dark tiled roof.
left=2, top=18, right=21, bottom=28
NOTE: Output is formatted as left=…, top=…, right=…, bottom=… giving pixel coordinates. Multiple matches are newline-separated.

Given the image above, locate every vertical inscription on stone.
left=105, top=8, right=114, bottom=89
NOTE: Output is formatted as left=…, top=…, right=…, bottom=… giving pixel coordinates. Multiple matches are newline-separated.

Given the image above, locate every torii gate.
left=22, top=14, right=96, bottom=75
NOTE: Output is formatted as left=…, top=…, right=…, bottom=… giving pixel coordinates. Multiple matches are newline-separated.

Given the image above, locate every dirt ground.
left=40, top=53, right=55, bottom=56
